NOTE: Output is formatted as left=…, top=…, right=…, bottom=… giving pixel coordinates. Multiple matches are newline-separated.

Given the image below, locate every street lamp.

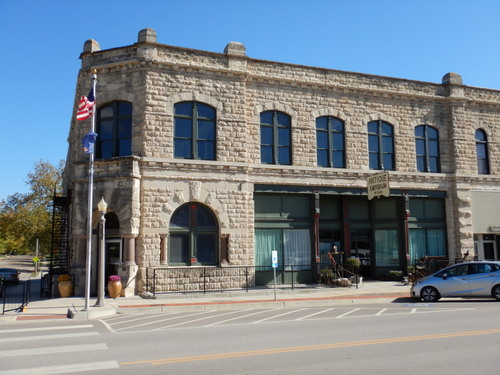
left=94, top=197, right=107, bottom=307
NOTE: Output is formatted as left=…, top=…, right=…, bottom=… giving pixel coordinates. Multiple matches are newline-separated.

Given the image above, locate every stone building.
left=63, top=28, right=500, bottom=296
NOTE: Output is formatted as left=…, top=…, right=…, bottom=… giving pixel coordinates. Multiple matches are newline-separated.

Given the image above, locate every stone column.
left=160, top=234, right=169, bottom=265
left=119, top=234, right=138, bottom=297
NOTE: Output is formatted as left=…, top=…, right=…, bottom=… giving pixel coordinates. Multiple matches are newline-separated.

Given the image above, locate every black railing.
left=1, top=280, right=31, bottom=315
left=145, top=263, right=354, bottom=296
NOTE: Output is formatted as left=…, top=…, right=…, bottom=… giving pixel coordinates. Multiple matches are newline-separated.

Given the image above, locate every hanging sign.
left=367, top=171, right=390, bottom=200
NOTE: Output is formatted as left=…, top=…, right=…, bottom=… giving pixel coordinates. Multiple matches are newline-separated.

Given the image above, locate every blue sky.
left=1, top=0, right=500, bottom=201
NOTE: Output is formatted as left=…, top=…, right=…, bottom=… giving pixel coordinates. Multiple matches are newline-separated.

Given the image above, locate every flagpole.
left=84, top=70, right=97, bottom=311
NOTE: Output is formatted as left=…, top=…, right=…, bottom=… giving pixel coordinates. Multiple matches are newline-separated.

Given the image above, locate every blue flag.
left=82, top=132, right=98, bottom=153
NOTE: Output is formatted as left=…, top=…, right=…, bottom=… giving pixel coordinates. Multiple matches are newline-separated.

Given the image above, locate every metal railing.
left=1, top=280, right=31, bottom=315
left=145, top=263, right=354, bottom=296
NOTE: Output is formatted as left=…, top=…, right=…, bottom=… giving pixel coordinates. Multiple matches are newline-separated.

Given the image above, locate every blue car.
left=411, top=261, right=500, bottom=302
left=0, top=268, right=20, bottom=284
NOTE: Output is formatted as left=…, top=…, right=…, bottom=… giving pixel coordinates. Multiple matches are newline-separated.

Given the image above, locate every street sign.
left=367, top=171, right=390, bottom=200
left=271, top=250, right=278, bottom=268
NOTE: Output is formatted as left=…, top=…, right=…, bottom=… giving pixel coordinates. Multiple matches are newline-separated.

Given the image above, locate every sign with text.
left=367, top=171, right=390, bottom=200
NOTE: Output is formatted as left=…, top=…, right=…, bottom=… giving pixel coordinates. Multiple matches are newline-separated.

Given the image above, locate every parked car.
left=0, top=268, right=20, bottom=284
left=411, top=261, right=500, bottom=302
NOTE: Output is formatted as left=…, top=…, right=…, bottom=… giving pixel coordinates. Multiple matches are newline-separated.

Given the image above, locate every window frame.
left=260, top=110, right=292, bottom=165
left=368, top=120, right=395, bottom=170
left=475, top=129, right=490, bottom=174
left=168, top=203, right=219, bottom=266
left=415, top=125, right=441, bottom=173
left=174, top=101, right=216, bottom=160
left=316, top=116, right=346, bottom=168
left=96, top=101, right=132, bottom=159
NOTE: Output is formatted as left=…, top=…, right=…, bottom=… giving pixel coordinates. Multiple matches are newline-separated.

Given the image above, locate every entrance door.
left=350, top=229, right=371, bottom=275
left=105, top=238, right=122, bottom=280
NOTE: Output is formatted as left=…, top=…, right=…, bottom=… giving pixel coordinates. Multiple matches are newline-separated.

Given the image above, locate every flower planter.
left=107, top=281, right=122, bottom=298
left=58, top=280, right=73, bottom=297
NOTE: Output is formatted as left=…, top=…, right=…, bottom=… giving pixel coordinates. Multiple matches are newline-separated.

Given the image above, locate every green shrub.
left=386, top=270, right=404, bottom=281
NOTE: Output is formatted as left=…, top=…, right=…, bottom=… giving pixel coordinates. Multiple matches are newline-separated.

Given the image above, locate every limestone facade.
left=63, top=28, right=500, bottom=295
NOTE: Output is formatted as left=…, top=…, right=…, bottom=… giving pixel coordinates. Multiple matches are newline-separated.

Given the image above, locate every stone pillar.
left=160, top=234, right=168, bottom=265
left=123, top=235, right=137, bottom=266
left=119, top=234, right=138, bottom=297
left=138, top=28, right=157, bottom=43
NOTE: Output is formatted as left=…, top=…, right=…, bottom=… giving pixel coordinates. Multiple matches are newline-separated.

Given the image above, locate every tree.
left=0, top=160, right=64, bottom=255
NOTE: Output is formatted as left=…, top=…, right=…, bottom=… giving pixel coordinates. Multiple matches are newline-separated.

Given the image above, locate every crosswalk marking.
left=0, top=331, right=99, bottom=343
left=0, top=324, right=93, bottom=334
left=0, top=361, right=119, bottom=375
left=0, top=343, right=107, bottom=358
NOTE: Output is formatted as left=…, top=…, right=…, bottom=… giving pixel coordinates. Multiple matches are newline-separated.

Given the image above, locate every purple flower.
left=108, top=275, right=121, bottom=282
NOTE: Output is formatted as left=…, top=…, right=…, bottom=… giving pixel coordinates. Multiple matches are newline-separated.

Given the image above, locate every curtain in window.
left=283, top=229, right=311, bottom=270
left=374, top=229, right=399, bottom=267
left=427, top=229, right=445, bottom=257
left=409, top=229, right=426, bottom=263
left=255, top=229, right=281, bottom=268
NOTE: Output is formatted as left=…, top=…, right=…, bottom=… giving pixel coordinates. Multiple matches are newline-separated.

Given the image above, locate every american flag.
left=76, top=88, right=95, bottom=121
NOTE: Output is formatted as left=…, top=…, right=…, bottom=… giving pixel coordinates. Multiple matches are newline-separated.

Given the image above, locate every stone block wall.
left=64, top=28, right=500, bottom=294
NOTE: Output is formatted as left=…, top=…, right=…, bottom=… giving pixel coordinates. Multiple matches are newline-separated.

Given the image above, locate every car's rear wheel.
left=492, top=285, right=500, bottom=301
left=421, top=286, right=440, bottom=302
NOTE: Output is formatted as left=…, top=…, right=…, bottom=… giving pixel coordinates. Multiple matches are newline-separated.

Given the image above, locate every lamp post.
left=95, top=197, right=107, bottom=307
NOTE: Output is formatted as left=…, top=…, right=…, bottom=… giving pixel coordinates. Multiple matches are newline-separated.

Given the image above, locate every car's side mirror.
left=442, top=273, right=448, bottom=280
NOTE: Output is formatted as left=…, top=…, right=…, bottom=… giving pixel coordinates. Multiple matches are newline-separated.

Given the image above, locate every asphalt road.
left=1, top=300, right=499, bottom=374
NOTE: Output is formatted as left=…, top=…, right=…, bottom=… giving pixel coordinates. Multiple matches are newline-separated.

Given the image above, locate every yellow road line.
left=121, top=328, right=500, bottom=366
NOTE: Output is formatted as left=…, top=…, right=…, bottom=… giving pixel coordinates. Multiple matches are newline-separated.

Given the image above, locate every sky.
left=1, top=0, right=500, bottom=201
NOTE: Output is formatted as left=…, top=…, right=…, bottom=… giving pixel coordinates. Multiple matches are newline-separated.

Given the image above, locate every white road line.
left=0, top=332, right=99, bottom=343
left=117, top=311, right=212, bottom=331
left=253, top=308, right=308, bottom=323
left=295, top=308, right=336, bottom=321
left=375, top=308, right=388, bottom=316
left=0, top=343, right=108, bottom=358
left=204, top=309, right=276, bottom=327
left=0, top=361, right=119, bottom=375
left=335, top=308, right=361, bottom=318
left=154, top=310, right=249, bottom=330
left=0, top=325, right=93, bottom=334
left=411, top=308, right=417, bottom=313
left=106, top=313, right=174, bottom=327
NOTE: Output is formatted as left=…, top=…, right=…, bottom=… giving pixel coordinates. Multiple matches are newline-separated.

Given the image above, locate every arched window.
left=174, top=101, right=216, bottom=160
left=260, top=110, right=291, bottom=165
left=415, top=125, right=440, bottom=172
left=169, top=203, right=218, bottom=265
left=316, top=116, right=345, bottom=168
left=368, top=120, right=394, bottom=170
left=96, top=101, right=132, bottom=159
left=475, top=129, right=490, bottom=174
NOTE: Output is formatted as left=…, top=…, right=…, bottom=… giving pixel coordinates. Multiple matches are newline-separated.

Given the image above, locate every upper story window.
left=96, top=101, right=132, bottom=159
left=174, top=101, right=216, bottom=160
left=316, top=116, right=345, bottom=168
left=415, top=125, right=440, bottom=173
left=368, top=120, right=394, bottom=170
left=260, top=110, right=291, bottom=165
left=475, top=129, right=490, bottom=174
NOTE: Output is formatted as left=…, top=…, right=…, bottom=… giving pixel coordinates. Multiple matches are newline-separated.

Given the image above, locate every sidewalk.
left=1, top=280, right=412, bottom=322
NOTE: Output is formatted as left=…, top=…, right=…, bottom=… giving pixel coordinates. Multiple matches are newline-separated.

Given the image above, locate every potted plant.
left=57, top=274, right=73, bottom=297
left=107, top=275, right=122, bottom=298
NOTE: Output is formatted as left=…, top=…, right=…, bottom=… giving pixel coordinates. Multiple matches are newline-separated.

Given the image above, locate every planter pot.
left=58, top=280, right=73, bottom=298
left=107, top=281, right=122, bottom=298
